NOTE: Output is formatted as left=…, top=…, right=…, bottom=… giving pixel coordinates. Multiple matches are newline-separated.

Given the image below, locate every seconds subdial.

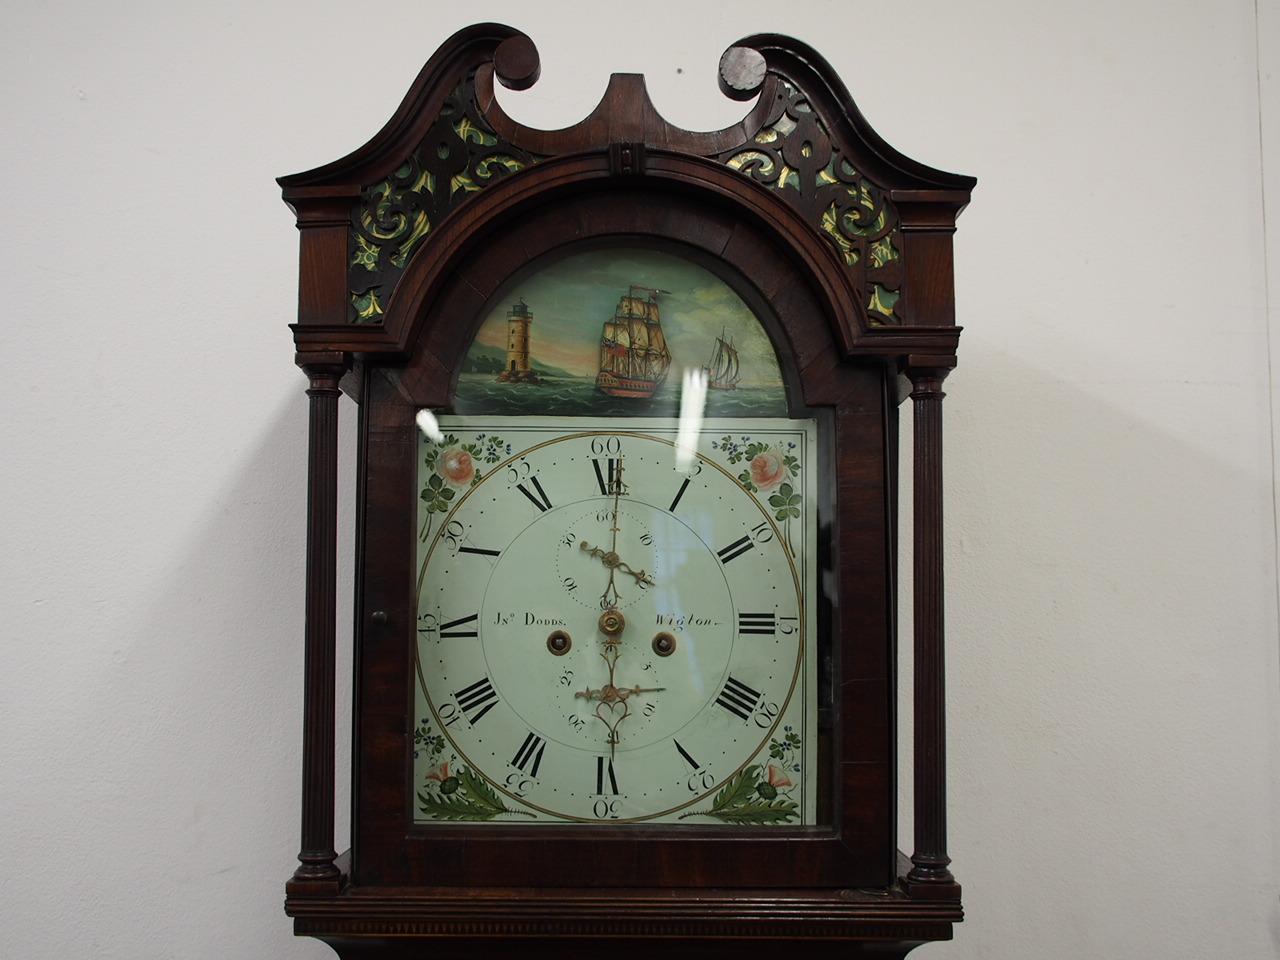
left=555, top=507, right=657, bottom=612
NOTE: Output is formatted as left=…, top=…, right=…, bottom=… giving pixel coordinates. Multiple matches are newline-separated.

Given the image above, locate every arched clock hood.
left=278, top=23, right=974, bottom=959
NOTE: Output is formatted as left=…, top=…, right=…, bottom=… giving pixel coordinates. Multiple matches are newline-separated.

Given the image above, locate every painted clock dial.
left=414, top=417, right=817, bottom=824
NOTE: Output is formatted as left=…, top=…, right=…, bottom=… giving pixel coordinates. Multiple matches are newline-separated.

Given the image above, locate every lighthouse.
left=497, top=298, right=539, bottom=383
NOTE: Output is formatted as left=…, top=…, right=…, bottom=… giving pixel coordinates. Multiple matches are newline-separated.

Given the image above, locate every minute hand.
left=579, top=542, right=655, bottom=587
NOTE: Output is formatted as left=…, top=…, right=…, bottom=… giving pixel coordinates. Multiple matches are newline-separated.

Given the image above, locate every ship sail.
left=595, top=286, right=672, bottom=399
left=704, top=332, right=741, bottom=390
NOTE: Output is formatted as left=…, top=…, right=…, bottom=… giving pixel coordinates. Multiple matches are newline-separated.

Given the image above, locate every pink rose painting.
left=438, top=448, right=475, bottom=487
left=766, top=764, right=794, bottom=789
left=749, top=449, right=787, bottom=491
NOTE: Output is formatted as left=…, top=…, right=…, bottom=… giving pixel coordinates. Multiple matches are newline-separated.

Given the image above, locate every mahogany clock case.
left=279, top=20, right=972, bottom=954
left=356, top=198, right=895, bottom=889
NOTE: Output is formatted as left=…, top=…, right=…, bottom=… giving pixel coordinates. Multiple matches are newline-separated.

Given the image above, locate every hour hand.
left=579, top=541, right=656, bottom=587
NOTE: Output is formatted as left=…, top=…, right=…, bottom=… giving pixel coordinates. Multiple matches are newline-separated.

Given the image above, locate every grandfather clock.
left=278, top=23, right=974, bottom=958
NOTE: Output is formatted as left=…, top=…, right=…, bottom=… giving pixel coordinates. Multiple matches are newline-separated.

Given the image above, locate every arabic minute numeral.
left=753, top=701, right=780, bottom=729
left=437, top=702, right=461, bottom=727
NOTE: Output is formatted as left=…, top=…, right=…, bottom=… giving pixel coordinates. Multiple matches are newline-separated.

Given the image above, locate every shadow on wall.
left=907, top=331, right=1278, bottom=958
left=85, top=389, right=356, bottom=958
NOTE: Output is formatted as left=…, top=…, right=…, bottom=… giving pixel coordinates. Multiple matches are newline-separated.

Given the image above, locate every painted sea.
left=452, top=373, right=788, bottom=418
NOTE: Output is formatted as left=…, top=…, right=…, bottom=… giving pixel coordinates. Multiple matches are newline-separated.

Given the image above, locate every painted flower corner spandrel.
left=680, top=729, right=802, bottom=824
left=415, top=717, right=534, bottom=821
left=348, top=82, right=536, bottom=323
left=713, top=435, right=802, bottom=554
left=420, top=433, right=509, bottom=541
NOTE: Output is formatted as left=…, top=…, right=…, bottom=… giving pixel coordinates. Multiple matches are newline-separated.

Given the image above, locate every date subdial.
left=574, top=614, right=666, bottom=757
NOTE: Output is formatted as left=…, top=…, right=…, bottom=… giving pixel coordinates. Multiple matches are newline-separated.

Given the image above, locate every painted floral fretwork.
left=719, top=82, right=903, bottom=325
left=348, top=78, right=538, bottom=323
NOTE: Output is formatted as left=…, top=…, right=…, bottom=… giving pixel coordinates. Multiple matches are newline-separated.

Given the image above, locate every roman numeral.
left=515, top=476, right=552, bottom=512
left=439, top=613, right=479, bottom=638
left=717, top=535, right=754, bottom=564
left=592, top=458, right=621, bottom=496
left=715, top=676, right=762, bottom=722
left=457, top=545, right=501, bottom=557
left=674, top=739, right=700, bottom=771
left=511, top=732, right=546, bottom=777
left=595, top=756, right=619, bottom=795
left=454, top=677, right=499, bottom=725
left=737, top=612, right=776, bottom=635
left=668, top=477, right=691, bottom=513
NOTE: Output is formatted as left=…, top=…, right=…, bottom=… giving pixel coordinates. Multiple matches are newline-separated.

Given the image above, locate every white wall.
left=1, top=1, right=1276, bottom=957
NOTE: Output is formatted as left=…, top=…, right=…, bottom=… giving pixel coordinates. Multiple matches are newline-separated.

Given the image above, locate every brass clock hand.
left=602, top=457, right=626, bottom=609
left=574, top=684, right=666, bottom=703
left=579, top=541, right=656, bottom=587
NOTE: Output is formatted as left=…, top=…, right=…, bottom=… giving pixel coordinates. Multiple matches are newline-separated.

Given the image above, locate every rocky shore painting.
left=454, top=247, right=788, bottom=418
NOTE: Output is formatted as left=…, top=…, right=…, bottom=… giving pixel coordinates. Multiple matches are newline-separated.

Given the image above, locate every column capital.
left=296, top=350, right=349, bottom=391
left=901, top=354, right=956, bottom=394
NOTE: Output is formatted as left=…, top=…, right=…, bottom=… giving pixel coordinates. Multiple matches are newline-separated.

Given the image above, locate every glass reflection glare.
left=674, top=366, right=708, bottom=474
left=415, top=409, right=444, bottom=443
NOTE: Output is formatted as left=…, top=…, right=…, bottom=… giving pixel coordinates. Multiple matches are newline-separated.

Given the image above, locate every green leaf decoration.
left=457, top=767, right=509, bottom=816
left=680, top=764, right=800, bottom=825
left=417, top=766, right=532, bottom=821
left=428, top=473, right=443, bottom=490
left=702, top=799, right=799, bottom=825
left=777, top=482, right=793, bottom=499
left=711, top=766, right=761, bottom=812
left=416, top=790, right=497, bottom=821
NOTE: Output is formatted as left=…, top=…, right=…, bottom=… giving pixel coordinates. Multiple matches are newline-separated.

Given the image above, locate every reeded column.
left=293, top=357, right=346, bottom=883
left=905, top=361, right=956, bottom=891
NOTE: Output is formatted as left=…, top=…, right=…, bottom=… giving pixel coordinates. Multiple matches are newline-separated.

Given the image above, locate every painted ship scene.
left=454, top=248, right=786, bottom=418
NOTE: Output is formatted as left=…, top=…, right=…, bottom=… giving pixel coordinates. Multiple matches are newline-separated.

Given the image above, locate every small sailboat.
left=595, top=286, right=672, bottom=399
left=704, top=331, right=741, bottom=391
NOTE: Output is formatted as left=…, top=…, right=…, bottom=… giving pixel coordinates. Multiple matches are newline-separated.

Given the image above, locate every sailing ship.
left=595, top=286, right=672, bottom=399
left=703, top=331, right=741, bottom=391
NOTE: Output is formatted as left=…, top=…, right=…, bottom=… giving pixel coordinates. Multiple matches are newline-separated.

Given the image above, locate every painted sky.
left=471, top=248, right=784, bottom=385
